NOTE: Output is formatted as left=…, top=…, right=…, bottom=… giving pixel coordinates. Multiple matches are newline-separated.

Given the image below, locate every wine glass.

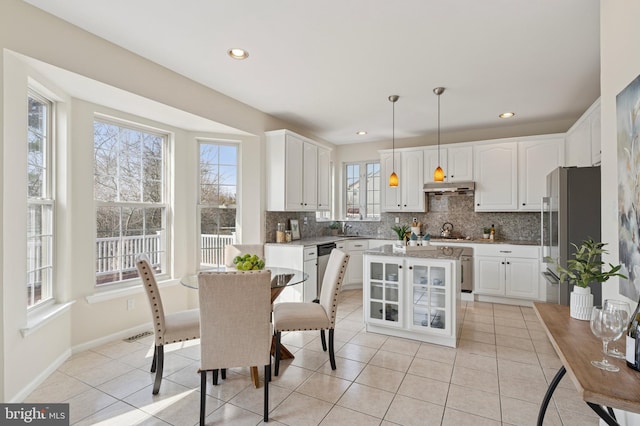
left=603, top=299, right=631, bottom=359
left=590, top=306, right=624, bottom=372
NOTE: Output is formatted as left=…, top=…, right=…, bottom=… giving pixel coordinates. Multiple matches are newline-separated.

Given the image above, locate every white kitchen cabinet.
left=336, top=239, right=368, bottom=290
left=424, top=146, right=473, bottom=183
left=447, top=146, right=474, bottom=182
left=565, top=98, right=601, bottom=167
left=381, top=149, right=424, bottom=212
left=406, top=259, right=453, bottom=335
left=266, top=129, right=329, bottom=212
left=474, top=244, right=540, bottom=301
left=365, top=256, right=403, bottom=327
left=590, top=102, right=602, bottom=165
left=473, top=142, right=518, bottom=211
left=302, top=246, right=318, bottom=303
left=364, top=252, right=460, bottom=347
left=317, top=146, right=331, bottom=211
left=517, top=136, right=564, bottom=212
left=264, top=244, right=317, bottom=303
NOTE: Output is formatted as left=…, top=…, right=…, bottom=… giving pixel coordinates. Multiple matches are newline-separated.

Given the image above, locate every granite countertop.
left=265, top=236, right=539, bottom=247
left=264, top=235, right=378, bottom=247
left=429, top=237, right=539, bottom=246
left=364, top=244, right=464, bottom=260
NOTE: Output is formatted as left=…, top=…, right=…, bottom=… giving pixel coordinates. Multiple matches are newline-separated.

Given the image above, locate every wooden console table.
left=533, top=302, right=640, bottom=426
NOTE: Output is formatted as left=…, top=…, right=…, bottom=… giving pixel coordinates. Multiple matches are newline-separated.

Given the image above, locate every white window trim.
left=343, top=160, right=381, bottom=221
left=93, top=117, right=171, bottom=286
left=27, top=89, right=56, bottom=308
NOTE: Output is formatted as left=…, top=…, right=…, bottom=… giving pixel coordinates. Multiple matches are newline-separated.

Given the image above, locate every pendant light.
left=388, top=95, right=399, bottom=187
left=433, top=87, right=445, bottom=182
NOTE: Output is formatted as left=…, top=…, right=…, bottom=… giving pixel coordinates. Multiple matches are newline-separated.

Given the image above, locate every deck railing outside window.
left=95, top=233, right=236, bottom=278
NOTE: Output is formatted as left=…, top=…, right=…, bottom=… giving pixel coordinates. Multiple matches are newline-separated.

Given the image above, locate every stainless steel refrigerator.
left=541, top=166, right=601, bottom=305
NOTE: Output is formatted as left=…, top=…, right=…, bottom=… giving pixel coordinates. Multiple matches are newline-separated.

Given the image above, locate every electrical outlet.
left=127, top=299, right=135, bottom=311
left=303, top=216, right=308, bottom=225
left=395, top=217, right=399, bottom=224
left=412, top=217, right=417, bottom=223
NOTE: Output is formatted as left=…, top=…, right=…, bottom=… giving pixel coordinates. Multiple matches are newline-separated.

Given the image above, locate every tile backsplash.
left=265, top=194, right=540, bottom=243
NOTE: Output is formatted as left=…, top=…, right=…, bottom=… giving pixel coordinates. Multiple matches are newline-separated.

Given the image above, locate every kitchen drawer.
left=304, top=246, right=318, bottom=261
left=346, top=240, right=368, bottom=251
left=473, top=244, right=539, bottom=259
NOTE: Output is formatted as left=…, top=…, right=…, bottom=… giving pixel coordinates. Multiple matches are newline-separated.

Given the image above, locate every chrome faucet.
left=343, top=223, right=353, bottom=235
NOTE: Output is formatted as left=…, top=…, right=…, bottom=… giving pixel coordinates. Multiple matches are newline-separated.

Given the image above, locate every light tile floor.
left=25, top=290, right=601, bottom=425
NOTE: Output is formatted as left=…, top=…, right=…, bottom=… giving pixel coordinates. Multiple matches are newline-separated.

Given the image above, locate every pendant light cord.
left=392, top=100, right=395, bottom=167
left=437, top=93, right=440, bottom=165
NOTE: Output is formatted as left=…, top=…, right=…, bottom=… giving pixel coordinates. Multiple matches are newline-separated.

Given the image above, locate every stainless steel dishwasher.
left=460, top=247, right=473, bottom=292
left=317, top=242, right=337, bottom=295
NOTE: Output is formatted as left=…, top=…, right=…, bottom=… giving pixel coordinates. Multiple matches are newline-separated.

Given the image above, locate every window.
left=198, top=141, right=238, bottom=267
left=27, top=91, right=54, bottom=308
left=344, top=161, right=380, bottom=220
left=94, top=119, right=168, bottom=285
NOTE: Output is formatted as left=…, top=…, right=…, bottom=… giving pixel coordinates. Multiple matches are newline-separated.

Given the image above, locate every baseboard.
left=342, top=283, right=362, bottom=291
left=71, top=322, right=153, bottom=354
left=474, top=294, right=535, bottom=307
left=11, top=348, right=71, bottom=403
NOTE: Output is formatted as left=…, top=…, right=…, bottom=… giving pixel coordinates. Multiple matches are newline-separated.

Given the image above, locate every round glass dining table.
left=180, top=266, right=308, bottom=295
left=181, top=266, right=308, bottom=388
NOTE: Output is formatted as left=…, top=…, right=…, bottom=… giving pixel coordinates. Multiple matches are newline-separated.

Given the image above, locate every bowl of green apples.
left=232, top=253, right=266, bottom=271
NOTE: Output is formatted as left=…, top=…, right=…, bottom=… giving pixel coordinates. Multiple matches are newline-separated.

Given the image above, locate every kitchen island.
left=363, top=244, right=463, bottom=348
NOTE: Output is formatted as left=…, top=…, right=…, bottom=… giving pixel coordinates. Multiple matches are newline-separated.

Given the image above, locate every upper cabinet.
left=565, top=98, right=601, bottom=167
left=265, top=129, right=331, bottom=212
left=317, top=146, right=331, bottom=211
left=381, top=148, right=424, bottom=212
left=474, top=142, right=518, bottom=211
left=424, top=146, right=473, bottom=183
left=473, top=136, right=563, bottom=212
left=517, top=136, right=564, bottom=212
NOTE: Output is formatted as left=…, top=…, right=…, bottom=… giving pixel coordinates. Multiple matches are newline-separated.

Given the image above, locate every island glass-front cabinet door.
left=407, top=260, right=452, bottom=335
left=365, top=258, right=403, bottom=327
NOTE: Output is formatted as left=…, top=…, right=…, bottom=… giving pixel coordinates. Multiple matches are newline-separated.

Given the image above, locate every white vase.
left=570, top=286, right=593, bottom=320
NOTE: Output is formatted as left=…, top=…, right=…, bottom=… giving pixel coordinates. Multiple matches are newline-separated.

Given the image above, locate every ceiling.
left=22, top=0, right=600, bottom=145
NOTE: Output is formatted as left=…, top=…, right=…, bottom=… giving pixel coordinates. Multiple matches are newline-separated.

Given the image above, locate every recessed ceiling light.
left=499, top=112, right=515, bottom=119
left=228, top=48, right=249, bottom=60
left=356, top=131, right=367, bottom=135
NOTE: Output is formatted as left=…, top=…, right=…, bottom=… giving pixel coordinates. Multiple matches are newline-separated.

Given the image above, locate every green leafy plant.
left=329, top=221, right=341, bottom=230
left=483, top=227, right=491, bottom=234
left=391, top=224, right=410, bottom=240
left=545, top=238, right=626, bottom=288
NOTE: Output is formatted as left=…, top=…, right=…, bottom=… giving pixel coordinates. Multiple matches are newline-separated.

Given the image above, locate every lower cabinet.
left=264, top=244, right=317, bottom=303
left=474, top=245, right=540, bottom=300
left=336, top=239, right=368, bottom=289
left=364, top=254, right=461, bottom=347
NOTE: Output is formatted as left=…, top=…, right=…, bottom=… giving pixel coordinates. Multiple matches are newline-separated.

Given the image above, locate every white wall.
left=600, top=1, right=639, bottom=307
left=601, top=1, right=640, bottom=424
left=0, top=0, right=329, bottom=402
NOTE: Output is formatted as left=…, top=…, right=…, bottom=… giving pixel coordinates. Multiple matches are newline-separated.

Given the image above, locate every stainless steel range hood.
left=423, top=181, right=475, bottom=194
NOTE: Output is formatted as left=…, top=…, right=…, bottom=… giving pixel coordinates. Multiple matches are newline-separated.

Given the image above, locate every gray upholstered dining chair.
left=197, top=270, right=272, bottom=424
left=135, top=255, right=200, bottom=395
left=272, top=249, right=349, bottom=376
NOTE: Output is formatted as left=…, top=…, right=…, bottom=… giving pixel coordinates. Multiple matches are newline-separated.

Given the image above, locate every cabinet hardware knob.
left=477, top=203, right=480, bottom=206
left=409, top=266, right=413, bottom=270
left=398, top=265, right=402, bottom=269
left=502, top=262, right=505, bottom=264
left=403, top=204, right=407, bottom=207
left=522, top=203, right=526, bottom=206
left=507, top=262, right=510, bottom=265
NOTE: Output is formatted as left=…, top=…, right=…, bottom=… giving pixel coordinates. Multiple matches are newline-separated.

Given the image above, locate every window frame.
left=343, top=160, right=381, bottom=221
left=27, top=89, right=55, bottom=310
left=93, top=116, right=170, bottom=287
left=197, top=139, right=239, bottom=268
